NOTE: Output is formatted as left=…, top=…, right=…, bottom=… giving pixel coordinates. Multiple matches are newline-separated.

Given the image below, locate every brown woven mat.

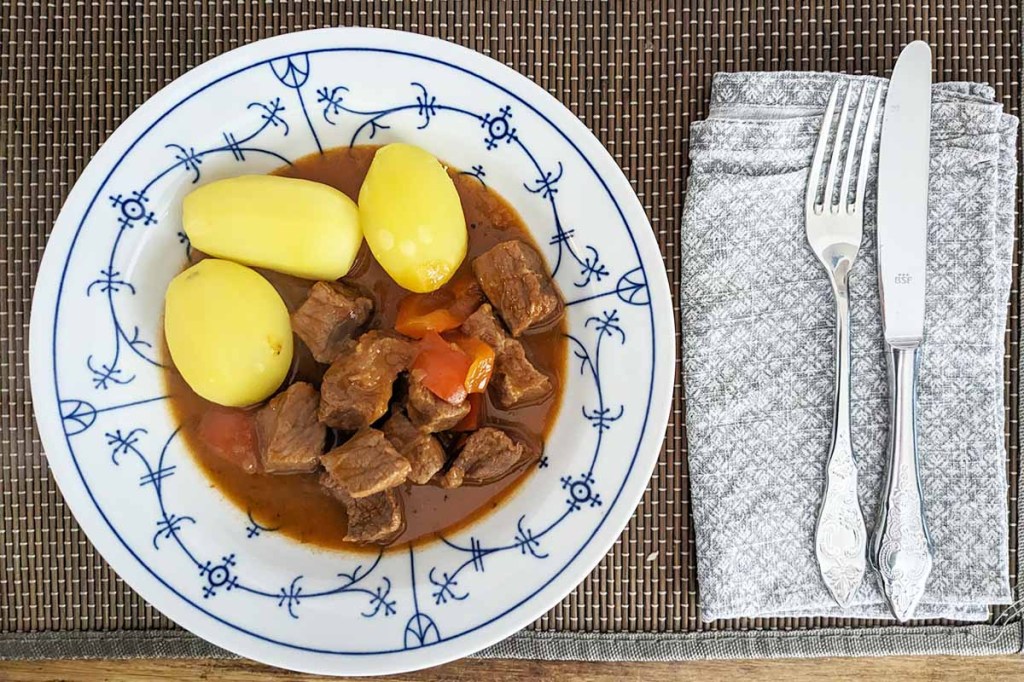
left=1, top=0, right=1020, bottom=655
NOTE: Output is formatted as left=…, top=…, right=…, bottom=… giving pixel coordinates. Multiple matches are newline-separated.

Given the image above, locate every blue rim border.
left=49, top=46, right=658, bottom=657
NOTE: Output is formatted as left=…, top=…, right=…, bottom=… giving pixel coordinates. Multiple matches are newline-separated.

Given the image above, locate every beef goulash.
left=163, top=143, right=567, bottom=548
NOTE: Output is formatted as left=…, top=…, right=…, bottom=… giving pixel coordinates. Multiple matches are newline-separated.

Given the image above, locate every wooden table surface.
left=2, top=656, right=1023, bottom=681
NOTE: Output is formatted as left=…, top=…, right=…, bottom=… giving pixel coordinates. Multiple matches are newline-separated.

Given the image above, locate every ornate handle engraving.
left=815, top=271, right=867, bottom=606
left=870, top=344, right=933, bottom=621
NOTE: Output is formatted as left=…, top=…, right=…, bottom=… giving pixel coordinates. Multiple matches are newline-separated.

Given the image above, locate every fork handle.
left=870, top=343, right=933, bottom=622
left=814, top=272, right=867, bottom=607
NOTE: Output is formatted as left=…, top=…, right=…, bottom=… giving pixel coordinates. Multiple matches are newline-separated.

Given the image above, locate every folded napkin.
left=680, top=72, right=1018, bottom=621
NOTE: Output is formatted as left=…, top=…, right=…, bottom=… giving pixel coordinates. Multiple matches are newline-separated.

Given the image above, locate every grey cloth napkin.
left=680, top=72, right=1018, bottom=621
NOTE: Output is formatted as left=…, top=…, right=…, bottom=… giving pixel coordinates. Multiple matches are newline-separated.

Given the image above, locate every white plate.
left=29, top=28, right=674, bottom=676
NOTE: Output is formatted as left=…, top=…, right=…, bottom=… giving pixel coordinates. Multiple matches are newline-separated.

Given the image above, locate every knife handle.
left=870, top=344, right=933, bottom=622
left=814, top=272, right=867, bottom=607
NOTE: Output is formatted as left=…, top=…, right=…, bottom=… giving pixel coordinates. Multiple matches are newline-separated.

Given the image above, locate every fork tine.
left=852, top=84, right=883, bottom=216
left=806, top=82, right=841, bottom=216
left=824, top=83, right=854, bottom=213
left=839, top=83, right=869, bottom=212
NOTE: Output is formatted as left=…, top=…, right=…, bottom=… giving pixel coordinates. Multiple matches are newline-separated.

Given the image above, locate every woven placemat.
left=1, top=1, right=1021, bottom=661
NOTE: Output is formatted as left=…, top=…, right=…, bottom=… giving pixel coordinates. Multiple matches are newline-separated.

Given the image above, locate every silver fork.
left=806, top=80, right=882, bottom=607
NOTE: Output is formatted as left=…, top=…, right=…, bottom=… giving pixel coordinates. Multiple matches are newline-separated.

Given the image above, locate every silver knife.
left=870, top=40, right=934, bottom=622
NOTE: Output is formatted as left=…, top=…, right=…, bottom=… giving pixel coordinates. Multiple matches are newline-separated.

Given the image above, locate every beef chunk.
left=440, top=427, right=526, bottom=488
left=343, top=489, right=404, bottom=544
left=382, top=412, right=447, bottom=484
left=460, top=302, right=505, bottom=347
left=461, top=304, right=552, bottom=408
left=406, top=373, right=471, bottom=432
left=320, top=428, right=411, bottom=498
left=291, top=281, right=373, bottom=363
left=318, top=331, right=416, bottom=429
left=255, top=382, right=325, bottom=473
left=493, top=340, right=553, bottom=407
left=321, top=473, right=405, bottom=544
left=472, top=240, right=562, bottom=336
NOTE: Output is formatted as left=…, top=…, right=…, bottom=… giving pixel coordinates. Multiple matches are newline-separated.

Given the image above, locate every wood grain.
left=2, top=657, right=1024, bottom=681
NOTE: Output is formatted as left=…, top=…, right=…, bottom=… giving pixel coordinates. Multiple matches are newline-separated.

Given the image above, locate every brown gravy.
left=164, top=145, right=567, bottom=552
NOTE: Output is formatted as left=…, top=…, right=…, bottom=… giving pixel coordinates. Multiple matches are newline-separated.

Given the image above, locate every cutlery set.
left=809, top=41, right=934, bottom=620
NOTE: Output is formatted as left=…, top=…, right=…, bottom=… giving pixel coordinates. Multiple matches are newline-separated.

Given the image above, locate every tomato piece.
left=412, top=332, right=473, bottom=404
left=394, top=274, right=485, bottom=339
left=196, top=407, right=260, bottom=473
left=395, top=296, right=462, bottom=338
left=452, top=393, right=485, bottom=431
left=451, top=335, right=496, bottom=393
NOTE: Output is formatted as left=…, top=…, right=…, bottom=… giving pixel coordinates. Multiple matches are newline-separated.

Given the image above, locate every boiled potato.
left=358, top=144, right=467, bottom=293
left=164, top=259, right=293, bottom=407
left=183, top=175, right=362, bottom=280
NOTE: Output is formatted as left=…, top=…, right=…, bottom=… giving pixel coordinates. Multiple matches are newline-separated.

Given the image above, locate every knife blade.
left=877, top=40, right=931, bottom=346
left=870, top=40, right=934, bottom=622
